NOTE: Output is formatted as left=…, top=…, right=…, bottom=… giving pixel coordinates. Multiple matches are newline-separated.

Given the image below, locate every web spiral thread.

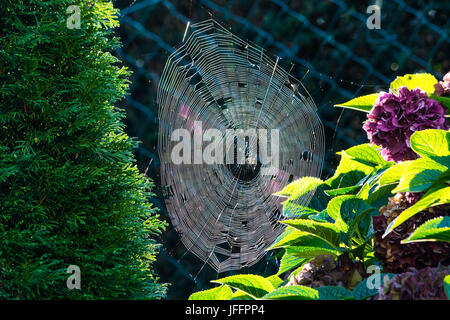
left=157, top=19, right=325, bottom=273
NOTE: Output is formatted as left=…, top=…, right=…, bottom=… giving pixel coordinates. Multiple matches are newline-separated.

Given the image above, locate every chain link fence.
left=114, top=0, right=449, bottom=299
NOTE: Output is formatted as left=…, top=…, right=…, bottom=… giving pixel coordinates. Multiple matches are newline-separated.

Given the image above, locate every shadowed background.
left=112, top=0, right=450, bottom=299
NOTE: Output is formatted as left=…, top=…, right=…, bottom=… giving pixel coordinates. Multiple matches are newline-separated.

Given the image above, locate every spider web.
left=157, top=19, right=325, bottom=273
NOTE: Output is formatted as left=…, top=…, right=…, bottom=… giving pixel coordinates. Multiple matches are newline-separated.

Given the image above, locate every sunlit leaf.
left=390, top=73, right=438, bottom=94
left=212, top=275, right=274, bottom=299
left=410, top=129, right=450, bottom=168
left=274, top=177, right=324, bottom=199
left=384, top=186, right=450, bottom=236
left=281, top=219, right=340, bottom=248
left=334, top=93, right=379, bottom=112
left=277, top=253, right=307, bottom=275
left=266, top=275, right=284, bottom=289
left=401, top=216, right=450, bottom=243
left=189, top=285, right=233, bottom=300
left=391, top=158, right=447, bottom=193
left=262, top=285, right=319, bottom=300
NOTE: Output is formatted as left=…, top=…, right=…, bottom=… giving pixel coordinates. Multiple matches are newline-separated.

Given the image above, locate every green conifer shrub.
left=0, top=0, right=166, bottom=299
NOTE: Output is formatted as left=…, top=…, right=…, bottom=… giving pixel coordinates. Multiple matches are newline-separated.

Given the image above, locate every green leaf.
left=281, top=219, right=340, bottom=248
left=327, top=195, right=374, bottom=233
left=391, top=158, right=447, bottom=193
left=262, top=285, right=319, bottom=300
left=268, top=227, right=310, bottom=249
left=231, top=290, right=254, bottom=300
left=303, top=183, right=332, bottom=212
left=326, top=151, right=377, bottom=189
left=444, top=275, right=450, bottom=300
left=286, top=245, right=339, bottom=259
left=212, top=275, right=274, bottom=299
left=309, top=210, right=335, bottom=223
left=266, top=275, right=284, bottom=289
left=325, top=185, right=361, bottom=197
left=379, top=161, right=413, bottom=187
left=410, top=129, right=449, bottom=157
left=277, top=254, right=307, bottom=275
left=283, top=233, right=337, bottom=251
left=430, top=94, right=450, bottom=115
left=349, top=241, right=371, bottom=260
left=274, top=177, right=324, bottom=200
left=344, top=143, right=389, bottom=166
left=358, top=165, right=392, bottom=195
left=410, top=129, right=450, bottom=168
left=188, top=285, right=233, bottom=300
left=384, top=185, right=450, bottom=236
left=428, top=170, right=450, bottom=190
left=365, top=188, right=395, bottom=220
left=327, top=195, right=375, bottom=245
left=284, top=235, right=341, bottom=258
left=281, top=202, right=319, bottom=218
left=334, top=93, right=379, bottom=112
left=348, top=209, right=376, bottom=243
left=402, top=216, right=450, bottom=243
left=317, top=286, right=354, bottom=300
left=390, top=73, right=438, bottom=94
left=352, top=273, right=395, bottom=300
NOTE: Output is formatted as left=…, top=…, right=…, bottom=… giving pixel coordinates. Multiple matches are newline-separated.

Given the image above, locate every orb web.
left=157, top=19, right=325, bottom=273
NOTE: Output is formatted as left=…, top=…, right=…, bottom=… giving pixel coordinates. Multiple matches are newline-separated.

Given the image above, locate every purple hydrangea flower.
left=434, top=71, right=450, bottom=96
left=363, top=86, right=449, bottom=162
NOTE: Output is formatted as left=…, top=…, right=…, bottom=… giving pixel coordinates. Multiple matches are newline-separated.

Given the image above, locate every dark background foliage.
left=113, top=0, right=450, bottom=299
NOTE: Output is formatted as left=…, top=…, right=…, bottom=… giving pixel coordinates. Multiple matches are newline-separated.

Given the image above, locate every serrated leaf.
left=391, top=158, right=447, bottom=193
left=286, top=245, right=339, bottom=259
left=287, top=265, right=306, bottom=284
left=281, top=219, right=340, bottom=248
left=390, top=73, right=438, bottom=94
left=379, top=160, right=415, bottom=186
left=281, top=233, right=337, bottom=251
left=268, top=227, right=309, bottom=250
left=266, top=275, right=283, bottom=289
left=277, top=253, right=307, bottom=275
left=303, top=183, right=332, bottom=212
left=281, top=201, right=319, bottom=218
left=345, top=143, right=389, bottom=166
left=334, top=93, right=379, bottom=112
left=384, top=185, right=450, bottom=236
left=231, top=290, right=254, bottom=300
left=262, top=285, right=319, bottom=300
left=410, top=129, right=450, bottom=168
left=401, top=216, right=450, bottom=243
left=188, top=285, right=233, bottom=300
left=274, top=177, right=324, bottom=200
left=317, top=286, right=354, bottom=300
left=212, top=275, right=274, bottom=299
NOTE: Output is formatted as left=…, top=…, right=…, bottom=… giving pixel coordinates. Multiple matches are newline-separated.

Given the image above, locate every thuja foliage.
left=190, top=73, right=450, bottom=300
left=0, top=0, right=166, bottom=299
